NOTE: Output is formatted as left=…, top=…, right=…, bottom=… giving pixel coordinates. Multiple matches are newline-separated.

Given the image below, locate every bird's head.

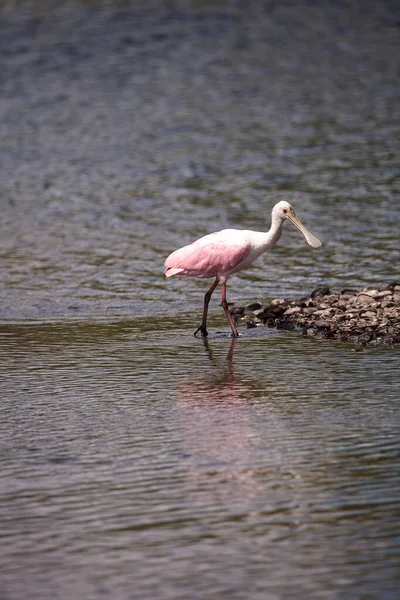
left=273, top=201, right=322, bottom=248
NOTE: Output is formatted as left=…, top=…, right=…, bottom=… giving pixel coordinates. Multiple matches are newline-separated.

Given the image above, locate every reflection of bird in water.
left=165, top=201, right=322, bottom=337
left=175, top=338, right=261, bottom=504
left=177, top=337, right=255, bottom=405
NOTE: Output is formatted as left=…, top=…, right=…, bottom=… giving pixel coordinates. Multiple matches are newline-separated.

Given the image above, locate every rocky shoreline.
left=230, top=283, right=400, bottom=347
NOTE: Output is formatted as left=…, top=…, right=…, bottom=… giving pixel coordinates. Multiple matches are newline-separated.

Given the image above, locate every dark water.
left=1, top=1, right=399, bottom=598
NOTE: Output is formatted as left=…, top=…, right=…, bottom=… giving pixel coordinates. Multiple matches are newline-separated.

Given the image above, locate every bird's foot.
left=194, top=326, right=208, bottom=338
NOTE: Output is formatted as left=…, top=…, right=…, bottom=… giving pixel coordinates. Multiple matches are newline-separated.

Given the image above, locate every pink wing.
left=165, top=232, right=252, bottom=280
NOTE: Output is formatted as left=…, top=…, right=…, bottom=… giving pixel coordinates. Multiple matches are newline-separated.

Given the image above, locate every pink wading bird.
left=165, top=201, right=322, bottom=337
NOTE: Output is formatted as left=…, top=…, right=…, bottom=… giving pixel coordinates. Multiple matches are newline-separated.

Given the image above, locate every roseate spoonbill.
left=165, top=201, right=322, bottom=337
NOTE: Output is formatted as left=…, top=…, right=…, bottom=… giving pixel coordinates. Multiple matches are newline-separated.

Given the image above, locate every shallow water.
left=1, top=0, right=400, bottom=598
left=1, top=321, right=400, bottom=599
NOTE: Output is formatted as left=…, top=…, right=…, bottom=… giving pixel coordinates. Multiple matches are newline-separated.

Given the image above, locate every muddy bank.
left=232, top=283, right=400, bottom=347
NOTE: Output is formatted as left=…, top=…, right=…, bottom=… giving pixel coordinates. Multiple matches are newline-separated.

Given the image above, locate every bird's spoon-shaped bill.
left=287, top=212, right=323, bottom=248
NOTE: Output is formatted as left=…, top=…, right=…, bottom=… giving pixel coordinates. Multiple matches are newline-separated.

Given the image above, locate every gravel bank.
left=232, top=283, right=400, bottom=347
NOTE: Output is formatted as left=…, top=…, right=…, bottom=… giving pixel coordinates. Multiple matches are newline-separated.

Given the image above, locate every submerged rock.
left=231, top=284, right=400, bottom=347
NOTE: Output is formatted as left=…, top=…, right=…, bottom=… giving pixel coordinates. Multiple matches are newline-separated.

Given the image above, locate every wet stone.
left=341, top=289, right=359, bottom=295
left=355, top=319, right=368, bottom=329
left=252, top=306, right=284, bottom=322
left=290, top=299, right=308, bottom=308
left=316, top=302, right=330, bottom=309
left=298, top=297, right=310, bottom=305
left=265, top=318, right=276, bottom=327
left=357, top=294, right=375, bottom=305
left=230, top=305, right=245, bottom=317
left=271, top=298, right=287, bottom=306
left=337, top=299, right=350, bottom=309
left=276, top=320, right=295, bottom=331
left=357, top=332, right=373, bottom=345
left=313, top=308, right=336, bottom=317
left=335, top=315, right=348, bottom=324
left=245, top=302, right=262, bottom=313
left=311, top=286, right=331, bottom=298
left=381, top=296, right=394, bottom=308
left=284, top=306, right=302, bottom=316
left=383, top=307, right=399, bottom=319
left=361, top=311, right=378, bottom=320
left=314, top=320, right=331, bottom=329
left=303, top=307, right=318, bottom=315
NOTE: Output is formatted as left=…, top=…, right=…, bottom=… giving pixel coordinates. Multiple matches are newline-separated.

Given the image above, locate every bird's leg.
left=221, top=283, right=239, bottom=337
left=194, top=277, right=219, bottom=337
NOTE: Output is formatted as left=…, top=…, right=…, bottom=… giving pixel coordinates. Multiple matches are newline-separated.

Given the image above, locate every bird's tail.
left=165, top=267, right=185, bottom=277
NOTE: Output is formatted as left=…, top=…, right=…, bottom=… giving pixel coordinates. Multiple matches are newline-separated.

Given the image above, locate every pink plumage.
left=165, top=201, right=322, bottom=338
left=165, top=231, right=252, bottom=282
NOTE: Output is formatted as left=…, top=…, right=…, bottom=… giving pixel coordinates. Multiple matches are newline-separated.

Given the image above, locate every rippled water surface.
left=1, top=322, right=400, bottom=599
left=1, top=0, right=400, bottom=598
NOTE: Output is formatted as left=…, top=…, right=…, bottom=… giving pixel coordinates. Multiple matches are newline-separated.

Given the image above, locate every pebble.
left=271, top=298, right=286, bottom=306
left=284, top=306, right=302, bottom=316
left=311, top=287, right=330, bottom=298
left=357, top=294, right=374, bottom=305
left=245, top=302, right=263, bottom=313
left=229, top=284, right=400, bottom=347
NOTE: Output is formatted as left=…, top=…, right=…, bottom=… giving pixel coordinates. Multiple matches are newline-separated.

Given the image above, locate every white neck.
left=246, top=213, right=284, bottom=260
left=266, top=212, right=284, bottom=248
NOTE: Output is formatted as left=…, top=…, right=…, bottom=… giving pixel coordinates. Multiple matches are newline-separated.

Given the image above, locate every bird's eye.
left=283, top=209, right=288, bottom=214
